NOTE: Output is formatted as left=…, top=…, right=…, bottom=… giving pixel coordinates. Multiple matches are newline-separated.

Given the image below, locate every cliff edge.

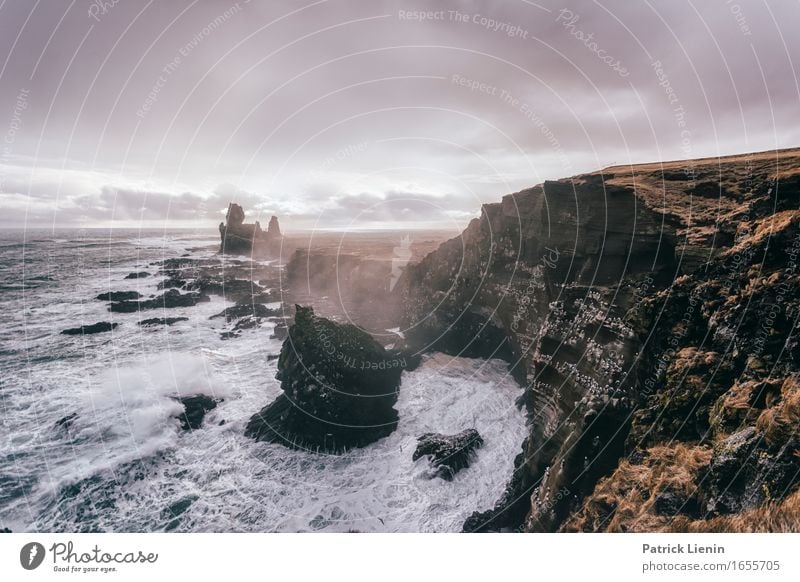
left=398, top=148, right=800, bottom=532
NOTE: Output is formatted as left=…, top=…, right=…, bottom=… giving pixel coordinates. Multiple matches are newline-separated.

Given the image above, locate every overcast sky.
left=0, top=0, right=798, bottom=229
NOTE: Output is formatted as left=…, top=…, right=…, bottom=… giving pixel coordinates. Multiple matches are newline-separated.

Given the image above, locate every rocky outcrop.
left=245, top=305, right=402, bottom=452
left=96, top=291, right=141, bottom=301
left=62, top=322, right=118, bottom=335
left=413, top=429, right=484, bottom=480
left=187, top=277, right=267, bottom=304
left=267, top=215, right=281, bottom=237
left=174, top=395, right=219, bottom=430
left=218, top=203, right=282, bottom=257
left=398, top=148, right=800, bottom=532
left=210, top=303, right=280, bottom=322
left=108, top=289, right=210, bottom=313
left=138, top=317, right=188, bottom=326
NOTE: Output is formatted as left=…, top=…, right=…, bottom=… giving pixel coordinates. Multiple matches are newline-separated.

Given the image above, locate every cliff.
left=219, top=203, right=282, bottom=257
left=398, top=148, right=800, bottom=532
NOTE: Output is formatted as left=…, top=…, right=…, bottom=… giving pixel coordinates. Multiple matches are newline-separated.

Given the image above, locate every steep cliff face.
left=399, top=148, right=800, bottom=532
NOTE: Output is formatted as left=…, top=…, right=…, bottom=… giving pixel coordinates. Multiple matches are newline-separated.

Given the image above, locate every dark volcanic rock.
left=157, top=275, right=186, bottom=290
left=55, top=412, right=78, bottom=430
left=463, top=447, right=535, bottom=532
left=270, top=322, right=289, bottom=340
left=138, top=317, right=189, bottom=327
left=267, top=215, right=281, bottom=237
left=174, top=395, right=218, bottom=430
left=653, top=488, right=701, bottom=518
left=398, top=148, right=800, bottom=532
left=162, top=495, right=197, bottom=526
left=703, top=425, right=800, bottom=516
left=413, top=429, right=484, bottom=480
left=219, top=316, right=265, bottom=340
left=233, top=316, right=262, bottom=331
left=96, top=291, right=141, bottom=301
left=109, top=289, right=210, bottom=313
left=124, top=271, right=150, bottom=279
left=245, top=305, right=401, bottom=452
left=219, top=202, right=282, bottom=257
left=188, top=277, right=265, bottom=303
left=210, top=303, right=279, bottom=321
left=62, top=322, right=118, bottom=335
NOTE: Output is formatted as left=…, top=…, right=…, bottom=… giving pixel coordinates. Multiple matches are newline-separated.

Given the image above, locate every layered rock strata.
left=397, top=148, right=800, bottom=532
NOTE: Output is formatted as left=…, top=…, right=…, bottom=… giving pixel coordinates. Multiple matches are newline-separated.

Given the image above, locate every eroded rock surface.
left=413, top=429, right=484, bottom=480
left=174, top=395, right=219, bottom=430
left=245, top=305, right=402, bottom=452
left=96, top=291, right=141, bottom=301
left=219, top=202, right=282, bottom=257
left=138, top=317, right=189, bottom=327
left=62, top=322, right=118, bottom=335
left=108, top=289, right=210, bottom=313
left=397, top=148, right=800, bottom=532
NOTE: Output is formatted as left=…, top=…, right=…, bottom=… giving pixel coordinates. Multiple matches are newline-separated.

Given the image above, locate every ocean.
left=0, top=228, right=526, bottom=532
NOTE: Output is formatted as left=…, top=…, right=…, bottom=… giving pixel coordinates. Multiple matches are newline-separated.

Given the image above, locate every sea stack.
left=267, top=215, right=281, bottom=237
left=218, top=202, right=282, bottom=257
left=245, top=305, right=402, bottom=452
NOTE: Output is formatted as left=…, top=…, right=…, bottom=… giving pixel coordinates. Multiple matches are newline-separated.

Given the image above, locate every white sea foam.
left=0, top=230, right=528, bottom=533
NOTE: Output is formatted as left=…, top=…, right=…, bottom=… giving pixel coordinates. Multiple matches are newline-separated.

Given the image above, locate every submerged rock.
left=210, top=303, right=279, bottom=321
left=189, top=277, right=265, bottom=303
left=413, top=429, right=484, bottom=480
left=138, top=317, right=189, bottom=327
left=162, top=495, right=198, bottom=531
left=109, top=289, right=210, bottom=313
left=55, top=412, right=78, bottom=430
left=62, top=322, right=118, bottom=335
left=174, top=395, right=218, bottom=430
left=157, top=275, right=186, bottom=290
left=245, top=305, right=402, bottom=452
left=96, top=291, right=141, bottom=301
left=124, top=271, right=150, bottom=279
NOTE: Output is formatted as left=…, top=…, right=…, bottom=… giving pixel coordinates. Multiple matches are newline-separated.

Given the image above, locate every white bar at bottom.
left=0, top=533, right=797, bottom=581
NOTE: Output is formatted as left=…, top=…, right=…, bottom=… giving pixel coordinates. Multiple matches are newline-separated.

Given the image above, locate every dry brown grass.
left=725, top=210, right=800, bottom=256
left=598, top=148, right=800, bottom=248
left=756, top=376, right=800, bottom=448
left=603, top=147, right=800, bottom=176
left=669, top=488, right=800, bottom=532
left=710, top=381, right=759, bottom=437
left=561, top=444, right=712, bottom=532
left=709, top=379, right=782, bottom=439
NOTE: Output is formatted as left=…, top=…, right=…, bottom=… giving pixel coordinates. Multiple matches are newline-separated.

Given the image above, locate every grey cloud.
left=0, top=0, right=797, bottom=228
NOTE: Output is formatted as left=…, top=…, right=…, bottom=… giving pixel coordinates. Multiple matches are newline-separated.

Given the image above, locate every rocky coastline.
left=397, top=148, right=800, bottom=532
left=48, top=148, right=800, bottom=532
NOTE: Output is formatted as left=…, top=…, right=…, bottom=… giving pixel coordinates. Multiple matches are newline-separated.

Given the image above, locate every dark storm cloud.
left=0, top=0, right=797, bottom=227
